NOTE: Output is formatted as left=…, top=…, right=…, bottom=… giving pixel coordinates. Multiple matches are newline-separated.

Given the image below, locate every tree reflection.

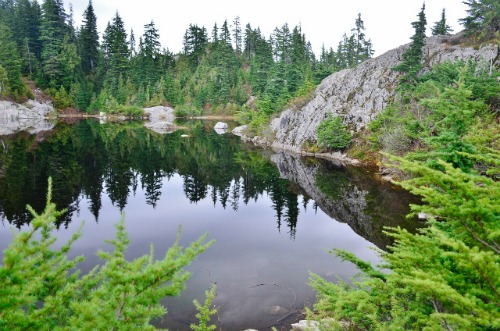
left=0, top=120, right=420, bottom=244
left=0, top=120, right=303, bottom=237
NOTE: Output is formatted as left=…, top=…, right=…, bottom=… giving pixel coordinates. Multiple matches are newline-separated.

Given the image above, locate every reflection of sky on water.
left=0, top=173, right=379, bottom=330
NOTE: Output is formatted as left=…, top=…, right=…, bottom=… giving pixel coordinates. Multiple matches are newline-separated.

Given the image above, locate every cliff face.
left=257, top=34, right=499, bottom=154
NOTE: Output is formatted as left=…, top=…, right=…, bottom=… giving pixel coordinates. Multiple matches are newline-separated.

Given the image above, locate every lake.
left=0, top=119, right=421, bottom=330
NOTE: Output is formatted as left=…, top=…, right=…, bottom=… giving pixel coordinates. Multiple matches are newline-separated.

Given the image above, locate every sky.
left=64, top=0, right=469, bottom=57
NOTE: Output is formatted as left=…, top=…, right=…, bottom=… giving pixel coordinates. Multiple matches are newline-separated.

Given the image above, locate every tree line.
left=0, top=0, right=378, bottom=115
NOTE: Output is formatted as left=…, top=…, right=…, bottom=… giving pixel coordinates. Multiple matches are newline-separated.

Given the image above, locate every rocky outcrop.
left=0, top=99, right=55, bottom=136
left=241, top=34, right=499, bottom=154
left=143, top=106, right=178, bottom=134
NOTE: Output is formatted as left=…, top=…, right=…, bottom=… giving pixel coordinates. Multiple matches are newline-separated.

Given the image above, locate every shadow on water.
left=0, top=119, right=422, bottom=330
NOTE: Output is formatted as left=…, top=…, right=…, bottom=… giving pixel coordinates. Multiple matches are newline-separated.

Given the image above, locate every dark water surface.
left=0, top=119, right=420, bottom=330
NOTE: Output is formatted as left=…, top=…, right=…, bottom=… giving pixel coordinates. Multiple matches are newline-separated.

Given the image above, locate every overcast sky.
left=64, top=0, right=468, bottom=57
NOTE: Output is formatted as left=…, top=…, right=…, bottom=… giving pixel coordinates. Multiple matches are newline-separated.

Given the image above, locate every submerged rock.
left=262, top=305, right=289, bottom=316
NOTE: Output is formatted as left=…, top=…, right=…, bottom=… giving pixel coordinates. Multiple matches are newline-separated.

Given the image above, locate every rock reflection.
left=271, top=153, right=421, bottom=248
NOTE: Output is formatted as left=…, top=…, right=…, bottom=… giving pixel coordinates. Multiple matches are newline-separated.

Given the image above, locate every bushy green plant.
left=309, top=153, right=500, bottom=330
left=316, top=114, right=352, bottom=151
left=51, top=85, right=73, bottom=109
left=0, top=179, right=214, bottom=330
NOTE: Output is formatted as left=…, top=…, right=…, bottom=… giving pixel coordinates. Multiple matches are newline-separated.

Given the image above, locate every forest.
left=0, top=0, right=499, bottom=330
left=0, top=0, right=374, bottom=120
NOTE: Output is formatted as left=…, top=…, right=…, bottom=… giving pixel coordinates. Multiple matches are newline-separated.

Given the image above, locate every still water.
left=0, top=119, right=420, bottom=330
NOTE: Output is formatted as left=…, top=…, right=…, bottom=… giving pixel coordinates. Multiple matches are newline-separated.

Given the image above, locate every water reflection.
left=0, top=120, right=419, bottom=246
left=0, top=120, right=421, bottom=329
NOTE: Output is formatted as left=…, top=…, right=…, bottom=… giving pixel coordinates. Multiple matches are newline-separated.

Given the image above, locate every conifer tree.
left=129, top=28, right=136, bottom=59
left=102, top=12, right=129, bottom=83
left=211, top=22, right=218, bottom=43
left=219, top=20, right=231, bottom=46
left=393, top=3, right=427, bottom=89
left=351, top=13, right=374, bottom=64
left=0, top=180, right=215, bottom=330
left=40, top=0, right=68, bottom=85
left=138, top=20, right=161, bottom=85
left=0, top=23, right=25, bottom=97
left=431, top=8, right=453, bottom=35
left=13, top=0, right=42, bottom=75
left=460, top=0, right=500, bottom=39
left=79, top=0, right=99, bottom=75
left=232, top=16, right=242, bottom=55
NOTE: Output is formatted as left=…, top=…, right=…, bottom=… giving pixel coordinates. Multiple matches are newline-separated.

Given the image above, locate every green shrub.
left=0, top=179, right=215, bottom=330
left=52, top=85, right=73, bottom=109
left=316, top=114, right=352, bottom=151
left=309, top=153, right=500, bottom=330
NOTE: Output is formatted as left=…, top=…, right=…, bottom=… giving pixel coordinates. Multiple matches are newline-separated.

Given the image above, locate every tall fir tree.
left=431, top=8, right=453, bottom=35
left=102, top=12, right=129, bottom=83
left=40, top=0, right=70, bottom=86
left=0, top=23, right=25, bottom=97
left=14, top=0, right=42, bottom=76
left=393, top=3, right=427, bottom=89
left=232, top=16, right=242, bottom=56
left=138, top=20, right=161, bottom=85
left=460, top=0, right=500, bottom=39
left=351, top=13, right=374, bottom=65
left=219, top=20, right=231, bottom=46
left=79, top=0, right=99, bottom=75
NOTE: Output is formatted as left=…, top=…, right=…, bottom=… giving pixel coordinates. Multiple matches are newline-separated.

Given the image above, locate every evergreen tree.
left=13, top=0, right=42, bottom=76
left=219, top=20, right=231, bottom=46
left=393, top=3, right=427, bottom=89
left=431, top=8, right=453, bottom=35
left=40, top=0, right=68, bottom=86
left=0, top=23, right=25, bottom=97
left=243, top=23, right=255, bottom=60
left=460, top=0, right=500, bottom=39
left=183, top=24, right=208, bottom=67
left=232, top=16, right=242, bottom=55
left=138, top=20, right=161, bottom=85
left=129, top=28, right=136, bottom=59
left=211, top=22, right=218, bottom=43
left=0, top=181, right=215, bottom=329
left=351, top=13, right=374, bottom=64
left=102, top=12, right=128, bottom=83
left=79, top=0, right=99, bottom=75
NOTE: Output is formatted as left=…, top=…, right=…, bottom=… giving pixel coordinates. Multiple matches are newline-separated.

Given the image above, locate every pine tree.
left=351, top=13, right=374, bottom=64
left=219, top=20, right=231, bottom=46
left=183, top=24, right=208, bottom=67
left=139, top=20, right=161, bottom=85
left=232, top=16, right=242, bottom=55
left=431, top=8, right=453, bottom=35
left=79, top=0, right=99, bottom=75
left=393, top=3, right=427, bottom=89
left=460, top=0, right=500, bottom=39
left=129, top=28, right=136, bottom=59
left=102, top=12, right=129, bottom=83
left=0, top=23, right=25, bottom=97
left=13, top=0, right=42, bottom=76
left=211, top=22, right=218, bottom=43
left=40, top=0, right=69, bottom=86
